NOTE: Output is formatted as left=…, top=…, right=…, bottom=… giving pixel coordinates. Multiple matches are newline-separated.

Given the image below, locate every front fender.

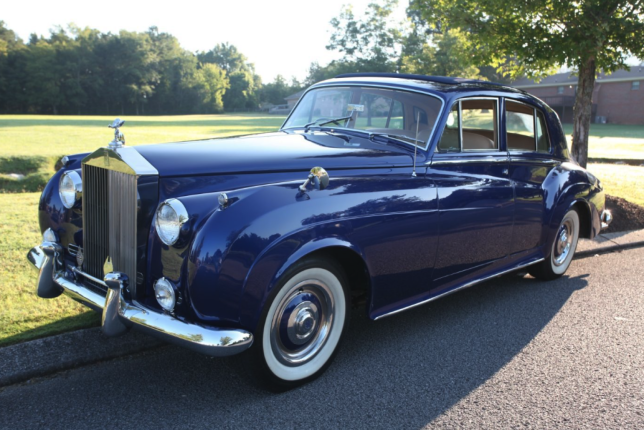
left=176, top=169, right=437, bottom=331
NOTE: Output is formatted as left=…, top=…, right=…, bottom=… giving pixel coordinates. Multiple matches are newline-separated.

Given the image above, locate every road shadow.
left=0, top=273, right=588, bottom=429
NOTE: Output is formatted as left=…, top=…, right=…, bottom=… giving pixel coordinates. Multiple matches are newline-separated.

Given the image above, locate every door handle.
left=502, top=168, right=509, bottom=175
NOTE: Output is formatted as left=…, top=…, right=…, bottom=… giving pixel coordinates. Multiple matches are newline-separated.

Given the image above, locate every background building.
left=512, top=67, right=644, bottom=125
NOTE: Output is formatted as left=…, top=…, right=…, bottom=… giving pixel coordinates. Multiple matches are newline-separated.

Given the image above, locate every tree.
left=400, top=28, right=480, bottom=78
left=199, top=43, right=262, bottom=109
left=194, top=63, right=229, bottom=113
left=327, top=0, right=403, bottom=72
left=410, top=0, right=644, bottom=168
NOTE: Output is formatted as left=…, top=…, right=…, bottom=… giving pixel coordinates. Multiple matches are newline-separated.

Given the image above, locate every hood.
left=134, top=131, right=424, bottom=177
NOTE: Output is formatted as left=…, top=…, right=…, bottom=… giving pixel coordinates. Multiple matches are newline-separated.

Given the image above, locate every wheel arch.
left=240, top=235, right=372, bottom=333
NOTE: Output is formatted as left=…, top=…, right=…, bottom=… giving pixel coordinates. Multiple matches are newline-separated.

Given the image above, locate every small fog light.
left=154, top=278, right=176, bottom=312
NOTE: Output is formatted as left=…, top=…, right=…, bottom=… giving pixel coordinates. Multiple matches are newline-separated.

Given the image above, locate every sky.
left=2, top=0, right=409, bottom=83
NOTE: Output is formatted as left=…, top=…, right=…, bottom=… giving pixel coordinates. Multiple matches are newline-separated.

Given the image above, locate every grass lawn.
left=0, top=193, right=100, bottom=347
left=587, top=163, right=644, bottom=207
left=0, top=114, right=286, bottom=158
left=562, top=123, right=644, bottom=160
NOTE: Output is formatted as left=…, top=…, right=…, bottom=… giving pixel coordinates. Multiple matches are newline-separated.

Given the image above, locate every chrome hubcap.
left=270, top=280, right=334, bottom=366
left=554, top=220, right=573, bottom=266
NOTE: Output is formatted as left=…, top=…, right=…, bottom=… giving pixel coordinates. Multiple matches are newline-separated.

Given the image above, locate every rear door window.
left=506, top=100, right=551, bottom=153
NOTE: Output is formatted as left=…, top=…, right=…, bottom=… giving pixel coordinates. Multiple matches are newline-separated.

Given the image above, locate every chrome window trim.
left=505, top=98, right=553, bottom=154
left=280, top=83, right=446, bottom=151
left=438, top=96, right=500, bottom=153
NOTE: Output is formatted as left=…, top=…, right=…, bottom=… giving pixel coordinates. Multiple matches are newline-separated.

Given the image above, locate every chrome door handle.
left=502, top=168, right=509, bottom=175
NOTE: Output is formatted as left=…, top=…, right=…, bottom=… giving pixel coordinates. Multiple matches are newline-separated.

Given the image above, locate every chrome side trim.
left=508, top=156, right=561, bottom=166
left=374, top=257, right=545, bottom=320
left=430, top=156, right=508, bottom=166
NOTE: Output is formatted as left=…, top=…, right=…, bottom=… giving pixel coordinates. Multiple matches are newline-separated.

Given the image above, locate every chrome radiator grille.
left=82, top=164, right=137, bottom=292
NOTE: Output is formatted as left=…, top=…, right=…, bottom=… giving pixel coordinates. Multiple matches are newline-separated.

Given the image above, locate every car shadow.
left=0, top=273, right=588, bottom=428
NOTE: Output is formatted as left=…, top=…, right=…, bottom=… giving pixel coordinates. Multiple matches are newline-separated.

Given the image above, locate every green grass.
left=562, top=123, right=644, bottom=160
left=0, top=113, right=286, bottom=158
left=0, top=192, right=100, bottom=347
left=587, top=163, right=644, bottom=207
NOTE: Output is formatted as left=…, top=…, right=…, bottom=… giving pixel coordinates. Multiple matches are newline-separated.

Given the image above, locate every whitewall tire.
left=252, top=258, right=348, bottom=390
left=530, top=208, right=580, bottom=280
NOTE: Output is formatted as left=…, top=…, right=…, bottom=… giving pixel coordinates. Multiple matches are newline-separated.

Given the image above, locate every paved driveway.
left=1, top=248, right=642, bottom=429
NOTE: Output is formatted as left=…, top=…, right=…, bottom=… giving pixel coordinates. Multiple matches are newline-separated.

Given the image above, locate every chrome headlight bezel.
left=154, top=277, right=177, bottom=312
left=155, top=199, right=189, bottom=246
left=59, top=170, right=82, bottom=209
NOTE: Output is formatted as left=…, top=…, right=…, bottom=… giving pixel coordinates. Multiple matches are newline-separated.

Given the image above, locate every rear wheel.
left=530, top=209, right=580, bottom=280
left=251, top=257, right=349, bottom=391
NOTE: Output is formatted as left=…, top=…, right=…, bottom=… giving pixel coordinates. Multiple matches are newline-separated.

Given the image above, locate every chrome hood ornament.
left=108, top=118, right=126, bottom=148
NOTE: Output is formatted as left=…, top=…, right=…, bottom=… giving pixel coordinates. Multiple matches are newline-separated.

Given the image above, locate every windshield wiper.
left=304, top=115, right=353, bottom=130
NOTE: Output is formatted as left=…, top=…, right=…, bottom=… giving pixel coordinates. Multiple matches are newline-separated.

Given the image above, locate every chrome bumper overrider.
left=601, top=209, right=613, bottom=230
left=27, top=240, right=253, bottom=357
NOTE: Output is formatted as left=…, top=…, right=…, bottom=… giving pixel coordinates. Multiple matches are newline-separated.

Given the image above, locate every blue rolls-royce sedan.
left=28, top=73, right=612, bottom=390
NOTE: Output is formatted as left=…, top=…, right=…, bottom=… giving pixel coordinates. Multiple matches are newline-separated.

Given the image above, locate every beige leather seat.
left=462, top=131, right=494, bottom=150
left=507, top=133, right=535, bottom=151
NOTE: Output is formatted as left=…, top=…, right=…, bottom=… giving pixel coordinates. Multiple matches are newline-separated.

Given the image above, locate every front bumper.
left=27, top=235, right=253, bottom=357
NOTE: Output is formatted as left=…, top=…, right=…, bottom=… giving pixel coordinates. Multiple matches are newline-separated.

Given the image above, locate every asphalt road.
left=1, top=249, right=643, bottom=429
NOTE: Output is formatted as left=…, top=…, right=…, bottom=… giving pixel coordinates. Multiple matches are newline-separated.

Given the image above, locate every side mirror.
left=299, top=166, right=329, bottom=192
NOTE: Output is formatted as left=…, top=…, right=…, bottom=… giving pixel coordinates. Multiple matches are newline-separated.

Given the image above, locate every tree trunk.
left=571, top=57, right=596, bottom=168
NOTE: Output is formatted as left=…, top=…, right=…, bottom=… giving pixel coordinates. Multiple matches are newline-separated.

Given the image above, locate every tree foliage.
left=327, top=0, right=403, bottom=73
left=313, top=1, right=507, bottom=86
left=0, top=24, right=269, bottom=115
left=409, top=0, right=644, bottom=167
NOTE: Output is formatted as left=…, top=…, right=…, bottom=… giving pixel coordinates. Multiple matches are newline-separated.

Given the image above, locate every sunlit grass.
left=587, top=163, right=644, bottom=207
left=0, top=113, right=286, bottom=158
left=0, top=192, right=100, bottom=346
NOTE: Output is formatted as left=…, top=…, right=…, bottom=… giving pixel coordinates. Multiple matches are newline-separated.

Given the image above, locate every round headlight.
left=155, top=199, right=189, bottom=246
left=59, top=171, right=82, bottom=209
left=154, top=278, right=176, bottom=312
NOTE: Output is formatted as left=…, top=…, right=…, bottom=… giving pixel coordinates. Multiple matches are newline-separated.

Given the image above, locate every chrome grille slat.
left=82, top=164, right=137, bottom=294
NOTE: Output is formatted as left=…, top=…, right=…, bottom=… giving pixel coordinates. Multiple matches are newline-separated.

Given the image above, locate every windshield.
left=282, top=86, right=443, bottom=148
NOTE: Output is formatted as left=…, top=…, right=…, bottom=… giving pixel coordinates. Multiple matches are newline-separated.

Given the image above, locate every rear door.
left=505, top=99, right=560, bottom=255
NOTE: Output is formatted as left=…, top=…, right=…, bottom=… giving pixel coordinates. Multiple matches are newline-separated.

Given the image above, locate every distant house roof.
left=512, top=66, right=644, bottom=89
left=285, top=90, right=305, bottom=101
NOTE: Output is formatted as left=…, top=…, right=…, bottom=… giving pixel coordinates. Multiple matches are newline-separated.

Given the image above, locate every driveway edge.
left=0, top=327, right=164, bottom=387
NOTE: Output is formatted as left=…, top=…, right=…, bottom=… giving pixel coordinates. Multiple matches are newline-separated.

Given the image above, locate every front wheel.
left=530, top=208, right=580, bottom=280
left=251, top=258, right=349, bottom=391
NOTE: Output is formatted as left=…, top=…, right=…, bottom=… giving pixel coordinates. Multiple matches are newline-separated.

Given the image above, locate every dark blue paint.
left=36, top=75, right=605, bottom=337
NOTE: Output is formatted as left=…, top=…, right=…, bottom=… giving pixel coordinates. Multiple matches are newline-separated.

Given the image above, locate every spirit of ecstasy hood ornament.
left=108, top=118, right=126, bottom=148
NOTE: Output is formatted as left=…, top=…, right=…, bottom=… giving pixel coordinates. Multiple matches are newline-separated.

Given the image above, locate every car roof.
left=315, top=73, right=527, bottom=98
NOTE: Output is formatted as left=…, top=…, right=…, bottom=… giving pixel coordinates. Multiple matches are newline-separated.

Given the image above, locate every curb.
left=575, top=240, right=644, bottom=259
left=2, top=230, right=643, bottom=388
left=0, top=327, right=164, bottom=388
